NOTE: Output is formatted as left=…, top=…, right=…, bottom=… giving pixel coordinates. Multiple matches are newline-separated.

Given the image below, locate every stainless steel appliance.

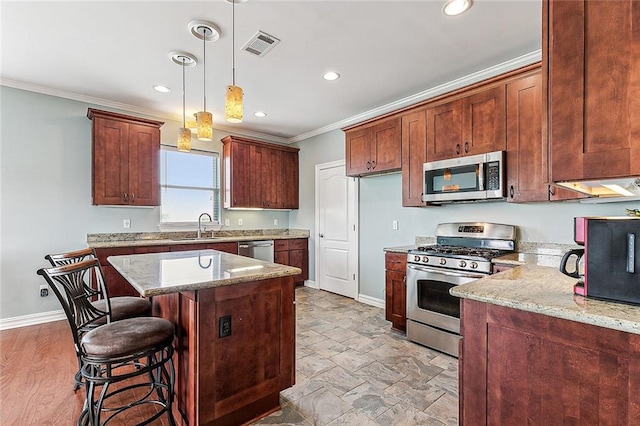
left=406, top=222, right=516, bottom=356
left=238, top=240, right=275, bottom=263
left=422, top=150, right=505, bottom=203
left=564, top=216, right=639, bottom=304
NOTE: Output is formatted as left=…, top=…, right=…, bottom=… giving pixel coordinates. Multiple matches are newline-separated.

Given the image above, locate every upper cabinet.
left=345, top=117, right=402, bottom=177
left=221, top=136, right=299, bottom=210
left=545, top=0, right=640, bottom=182
left=427, top=84, right=506, bottom=161
left=401, top=109, right=427, bottom=207
left=88, top=108, right=163, bottom=206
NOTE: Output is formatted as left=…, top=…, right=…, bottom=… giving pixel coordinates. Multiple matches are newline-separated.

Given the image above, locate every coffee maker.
left=560, top=216, right=639, bottom=304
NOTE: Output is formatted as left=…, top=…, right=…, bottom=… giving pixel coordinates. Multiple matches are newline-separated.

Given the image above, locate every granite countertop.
left=88, top=229, right=310, bottom=249
left=451, top=264, right=640, bottom=335
left=108, top=249, right=302, bottom=297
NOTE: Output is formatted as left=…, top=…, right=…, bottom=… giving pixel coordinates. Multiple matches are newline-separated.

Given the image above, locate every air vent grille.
left=242, top=31, right=280, bottom=57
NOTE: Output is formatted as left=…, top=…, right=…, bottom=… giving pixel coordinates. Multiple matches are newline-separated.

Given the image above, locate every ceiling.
left=1, top=0, right=542, bottom=143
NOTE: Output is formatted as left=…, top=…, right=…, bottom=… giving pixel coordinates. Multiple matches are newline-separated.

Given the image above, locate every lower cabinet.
left=274, top=239, right=309, bottom=285
left=94, top=242, right=239, bottom=297
left=459, top=299, right=640, bottom=425
left=384, top=252, right=407, bottom=332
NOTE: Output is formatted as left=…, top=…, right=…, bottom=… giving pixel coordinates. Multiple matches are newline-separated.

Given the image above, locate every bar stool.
left=37, top=259, right=175, bottom=426
left=45, top=248, right=152, bottom=390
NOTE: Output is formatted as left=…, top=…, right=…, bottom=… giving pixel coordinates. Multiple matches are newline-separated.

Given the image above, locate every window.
left=160, top=146, right=220, bottom=224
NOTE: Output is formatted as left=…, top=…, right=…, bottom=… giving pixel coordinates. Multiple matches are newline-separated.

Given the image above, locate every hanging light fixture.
left=189, top=21, right=221, bottom=141
left=170, top=51, right=198, bottom=152
left=225, top=0, right=245, bottom=123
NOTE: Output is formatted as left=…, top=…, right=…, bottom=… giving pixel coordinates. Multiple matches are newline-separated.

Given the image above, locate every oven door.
left=406, top=263, right=486, bottom=333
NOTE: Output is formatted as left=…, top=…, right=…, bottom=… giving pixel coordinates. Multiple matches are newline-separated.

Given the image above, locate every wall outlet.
left=224, top=218, right=230, bottom=227
left=219, top=315, right=232, bottom=338
left=123, top=219, right=131, bottom=229
left=274, top=218, right=278, bottom=226
left=392, top=220, right=398, bottom=230
left=238, top=218, right=243, bottom=226
left=39, top=284, right=49, bottom=297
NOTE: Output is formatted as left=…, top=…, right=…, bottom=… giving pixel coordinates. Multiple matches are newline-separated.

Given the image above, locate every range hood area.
left=555, top=177, right=640, bottom=203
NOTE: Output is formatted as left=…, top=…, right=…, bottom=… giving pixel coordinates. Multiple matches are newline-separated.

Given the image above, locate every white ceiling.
left=1, top=0, right=542, bottom=143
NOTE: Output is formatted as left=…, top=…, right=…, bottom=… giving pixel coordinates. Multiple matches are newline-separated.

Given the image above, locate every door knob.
left=319, top=234, right=324, bottom=238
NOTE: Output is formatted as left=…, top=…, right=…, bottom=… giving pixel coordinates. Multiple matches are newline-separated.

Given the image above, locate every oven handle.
left=407, top=263, right=488, bottom=279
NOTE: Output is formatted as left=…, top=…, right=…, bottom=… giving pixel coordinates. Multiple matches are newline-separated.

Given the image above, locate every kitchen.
left=2, top=0, right=640, bottom=425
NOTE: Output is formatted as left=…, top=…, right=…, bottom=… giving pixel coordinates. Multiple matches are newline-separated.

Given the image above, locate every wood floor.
left=0, top=320, right=172, bottom=425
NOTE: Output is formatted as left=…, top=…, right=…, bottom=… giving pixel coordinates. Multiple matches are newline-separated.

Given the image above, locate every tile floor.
left=253, top=286, right=459, bottom=425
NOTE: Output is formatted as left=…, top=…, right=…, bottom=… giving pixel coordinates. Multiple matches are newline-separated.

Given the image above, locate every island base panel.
left=152, top=277, right=295, bottom=425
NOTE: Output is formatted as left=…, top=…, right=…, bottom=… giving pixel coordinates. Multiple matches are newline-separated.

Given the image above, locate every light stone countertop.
left=450, top=264, right=640, bottom=335
left=108, top=249, right=302, bottom=297
left=88, top=229, right=310, bottom=249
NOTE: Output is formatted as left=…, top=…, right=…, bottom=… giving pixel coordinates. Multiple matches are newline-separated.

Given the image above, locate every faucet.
left=197, top=213, right=213, bottom=238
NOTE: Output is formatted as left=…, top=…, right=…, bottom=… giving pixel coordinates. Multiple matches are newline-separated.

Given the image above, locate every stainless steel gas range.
left=406, top=222, right=516, bottom=357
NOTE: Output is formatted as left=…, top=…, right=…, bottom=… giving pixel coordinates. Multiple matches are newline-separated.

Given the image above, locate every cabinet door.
left=127, top=123, right=160, bottom=206
left=250, top=144, right=264, bottom=207
left=370, top=118, right=401, bottom=173
left=427, top=99, right=463, bottom=161
left=462, top=85, right=506, bottom=156
left=345, top=127, right=372, bottom=176
left=385, top=270, right=406, bottom=332
left=289, top=249, right=308, bottom=284
left=210, top=242, right=238, bottom=254
left=274, top=250, right=289, bottom=265
left=224, top=141, right=252, bottom=208
left=401, top=109, right=427, bottom=207
left=547, top=0, right=640, bottom=182
left=506, top=72, right=549, bottom=202
left=280, top=150, right=299, bottom=209
left=262, top=148, right=281, bottom=208
left=102, top=264, right=140, bottom=297
left=92, top=117, right=129, bottom=205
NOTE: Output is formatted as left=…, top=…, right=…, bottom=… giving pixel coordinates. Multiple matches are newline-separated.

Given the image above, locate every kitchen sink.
left=169, top=236, right=224, bottom=241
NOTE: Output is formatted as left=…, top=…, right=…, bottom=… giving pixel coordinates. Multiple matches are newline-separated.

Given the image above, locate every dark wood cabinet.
left=401, top=109, right=427, bottom=207
left=221, top=136, right=299, bottom=209
left=427, top=85, right=506, bottom=162
left=384, top=252, right=407, bottom=332
left=88, top=108, right=163, bottom=206
left=345, top=117, right=402, bottom=177
left=274, top=238, right=308, bottom=285
left=545, top=0, right=640, bottom=183
left=459, top=299, right=640, bottom=425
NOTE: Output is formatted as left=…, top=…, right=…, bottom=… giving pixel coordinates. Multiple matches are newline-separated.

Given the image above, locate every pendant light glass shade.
left=225, top=85, right=243, bottom=123
left=177, top=127, right=192, bottom=152
left=186, top=114, right=198, bottom=132
left=196, top=111, right=213, bottom=141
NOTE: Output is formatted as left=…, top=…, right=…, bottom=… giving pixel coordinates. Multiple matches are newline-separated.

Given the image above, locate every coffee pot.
left=559, top=248, right=585, bottom=282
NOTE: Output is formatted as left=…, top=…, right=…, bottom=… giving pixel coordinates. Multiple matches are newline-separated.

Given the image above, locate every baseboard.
left=357, top=294, right=385, bottom=310
left=0, top=309, right=65, bottom=331
left=303, top=280, right=319, bottom=289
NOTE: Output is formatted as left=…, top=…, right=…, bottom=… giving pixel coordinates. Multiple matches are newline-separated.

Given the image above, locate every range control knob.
left=439, top=258, right=447, bottom=265
left=470, top=261, right=478, bottom=269
left=459, top=260, right=467, bottom=268
left=422, top=256, right=429, bottom=263
left=414, top=255, right=421, bottom=262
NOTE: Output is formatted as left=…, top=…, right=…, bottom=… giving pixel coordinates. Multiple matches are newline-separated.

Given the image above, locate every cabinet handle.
left=131, top=193, right=135, bottom=203
left=548, top=186, right=555, bottom=197
left=464, top=142, right=469, bottom=153
left=366, top=160, right=371, bottom=170
left=509, top=185, right=514, bottom=198
left=455, top=144, right=461, bottom=155
left=123, top=193, right=128, bottom=202
left=371, top=160, right=376, bottom=169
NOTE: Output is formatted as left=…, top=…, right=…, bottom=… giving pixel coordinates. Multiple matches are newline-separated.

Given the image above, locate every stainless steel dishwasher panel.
left=237, top=240, right=274, bottom=262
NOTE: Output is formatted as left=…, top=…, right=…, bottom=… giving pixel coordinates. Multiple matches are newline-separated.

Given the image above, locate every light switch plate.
left=392, top=220, right=398, bottom=230
left=224, top=218, right=230, bottom=226
left=123, top=219, right=131, bottom=229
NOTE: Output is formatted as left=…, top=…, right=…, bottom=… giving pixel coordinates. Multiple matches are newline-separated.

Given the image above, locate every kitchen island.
left=451, top=264, right=640, bottom=425
left=108, top=249, right=301, bottom=426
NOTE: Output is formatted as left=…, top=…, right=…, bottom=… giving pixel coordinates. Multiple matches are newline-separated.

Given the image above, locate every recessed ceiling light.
left=254, top=111, right=267, bottom=118
left=153, top=85, right=171, bottom=93
left=322, top=71, right=340, bottom=81
left=443, top=0, right=472, bottom=16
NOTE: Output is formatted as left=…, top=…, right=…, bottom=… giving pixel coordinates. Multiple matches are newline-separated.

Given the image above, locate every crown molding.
left=2, top=49, right=541, bottom=146
left=287, top=49, right=542, bottom=144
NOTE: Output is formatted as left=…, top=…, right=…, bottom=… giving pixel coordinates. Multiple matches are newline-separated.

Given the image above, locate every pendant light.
left=225, top=0, right=244, bottom=123
left=170, top=51, right=198, bottom=152
left=189, top=21, right=221, bottom=141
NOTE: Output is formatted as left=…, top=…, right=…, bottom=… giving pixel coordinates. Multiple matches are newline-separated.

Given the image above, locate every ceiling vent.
left=241, top=31, right=280, bottom=57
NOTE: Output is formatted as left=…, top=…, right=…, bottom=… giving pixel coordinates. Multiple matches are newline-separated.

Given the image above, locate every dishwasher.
left=237, top=240, right=274, bottom=262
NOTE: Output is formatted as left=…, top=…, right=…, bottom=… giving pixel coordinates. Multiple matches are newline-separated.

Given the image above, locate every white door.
left=315, top=160, right=358, bottom=299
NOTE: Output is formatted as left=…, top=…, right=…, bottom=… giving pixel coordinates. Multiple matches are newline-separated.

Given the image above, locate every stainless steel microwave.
left=423, top=151, right=505, bottom=203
